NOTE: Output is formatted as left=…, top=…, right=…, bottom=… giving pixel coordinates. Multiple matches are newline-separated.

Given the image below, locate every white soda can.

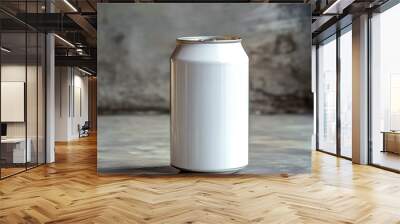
left=170, top=36, right=249, bottom=172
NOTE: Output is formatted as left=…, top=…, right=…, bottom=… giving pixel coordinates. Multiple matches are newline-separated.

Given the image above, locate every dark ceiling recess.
left=2, top=0, right=323, bottom=77
left=55, top=55, right=96, bottom=68
left=0, top=0, right=98, bottom=75
left=5, top=0, right=390, bottom=75
left=15, top=13, right=83, bottom=32
left=311, top=0, right=391, bottom=43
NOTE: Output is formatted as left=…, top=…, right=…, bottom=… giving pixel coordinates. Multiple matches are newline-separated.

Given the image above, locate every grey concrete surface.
left=98, top=115, right=312, bottom=175
left=98, top=4, right=312, bottom=114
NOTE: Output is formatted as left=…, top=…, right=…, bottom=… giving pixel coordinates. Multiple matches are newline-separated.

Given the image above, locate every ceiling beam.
left=322, top=0, right=356, bottom=14
left=55, top=55, right=96, bottom=71
left=67, top=13, right=97, bottom=42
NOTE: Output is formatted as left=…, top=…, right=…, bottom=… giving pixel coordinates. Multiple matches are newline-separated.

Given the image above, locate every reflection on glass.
left=0, top=1, right=47, bottom=179
left=1, top=32, right=28, bottom=177
left=340, top=29, right=352, bottom=158
left=318, top=36, right=337, bottom=154
left=27, top=31, right=38, bottom=169
left=38, top=33, right=46, bottom=165
left=371, top=3, right=400, bottom=171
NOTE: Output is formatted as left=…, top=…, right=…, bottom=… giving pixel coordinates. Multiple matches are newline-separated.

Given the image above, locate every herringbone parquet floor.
left=1, top=134, right=400, bottom=224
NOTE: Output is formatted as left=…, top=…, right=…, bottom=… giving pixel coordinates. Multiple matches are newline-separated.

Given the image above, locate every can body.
left=170, top=36, right=249, bottom=172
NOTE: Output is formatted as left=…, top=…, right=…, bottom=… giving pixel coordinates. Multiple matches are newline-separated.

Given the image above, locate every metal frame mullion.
left=36, top=0, right=39, bottom=167
left=44, top=1, right=48, bottom=164
left=24, top=0, right=28, bottom=171
left=367, top=11, right=373, bottom=165
left=316, top=44, right=320, bottom=150
left=336, top=26, right=341, bottom=157
left=0, top=24, right=2, bottom=179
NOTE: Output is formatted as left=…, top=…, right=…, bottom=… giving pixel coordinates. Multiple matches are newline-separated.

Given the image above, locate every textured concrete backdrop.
left=98, top=3, right=311, bottom=114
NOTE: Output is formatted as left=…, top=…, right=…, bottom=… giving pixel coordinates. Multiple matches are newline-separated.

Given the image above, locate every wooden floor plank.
left=0, top=134, right=400, bottom=223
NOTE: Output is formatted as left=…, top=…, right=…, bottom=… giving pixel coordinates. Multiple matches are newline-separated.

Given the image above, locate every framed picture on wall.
left=1, top=81, right=25, bottom=122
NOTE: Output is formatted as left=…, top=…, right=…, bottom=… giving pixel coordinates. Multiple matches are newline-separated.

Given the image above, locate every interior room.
left=370, top=3, right=400, bottom=171
left=0, top=20, right=46, bottom=178
left=0, top=0, right=97, bottom=179
left=0, top=0, right=400, bottom=223
left=54, top=66, right=92, bottom=141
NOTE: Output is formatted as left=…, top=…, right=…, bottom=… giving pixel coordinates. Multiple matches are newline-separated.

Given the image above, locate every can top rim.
left=176, top=36, right=242, bottom=44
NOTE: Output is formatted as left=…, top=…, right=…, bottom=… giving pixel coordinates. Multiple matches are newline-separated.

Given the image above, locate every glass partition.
left=317, top=35, right=337, bottom=154
left=38, top=32, right=45, bottom=165
left=27, top=30, right=38, bottom=169
left=1, top=31, right=28, bottom=177
left=0, top=2, right=46, bottom=179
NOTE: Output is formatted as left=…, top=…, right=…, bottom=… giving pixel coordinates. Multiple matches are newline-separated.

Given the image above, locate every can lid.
left=176, top=36, right=241, bottom=44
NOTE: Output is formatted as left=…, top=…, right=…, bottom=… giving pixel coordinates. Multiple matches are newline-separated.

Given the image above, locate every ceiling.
left=0, top=0, right=393, bottom=75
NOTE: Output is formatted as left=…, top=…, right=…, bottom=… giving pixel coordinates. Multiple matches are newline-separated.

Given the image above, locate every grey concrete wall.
left=98, top=3, right=311, bottom=114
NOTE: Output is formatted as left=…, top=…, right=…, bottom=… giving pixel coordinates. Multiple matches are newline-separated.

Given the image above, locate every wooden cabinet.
left=382, top=132, right=400, bottom=154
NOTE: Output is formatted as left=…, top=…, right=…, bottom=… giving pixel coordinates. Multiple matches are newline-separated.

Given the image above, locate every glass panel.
left=27, top=31, right=38, bottom=169
left=317, top=36, right=337, bottom=154
left=371, top=4, right=400, bottom=171
left=26, top=0, right=38, bottom=169
left=1, top=31, right=27, bottom=177
left=0, top=1, right=46, bottom=179
left=38, top=33, right=45, bottom=165
left=339, top=28, right=352, bottom=158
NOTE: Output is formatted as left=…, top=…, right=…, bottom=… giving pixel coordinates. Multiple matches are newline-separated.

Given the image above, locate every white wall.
left=55, top=66, right=70, bottom=141
left=55, top=67, right=89, bottom=141
left=1, top=63, right=46, bottom=164
left=71, top=73, right=89, bottom=138
left=1, top=65, right=27, bottom=140
left=1, top=65, right=38, bottom=138
left=1, top=82, right=25, bottom=122
left=1, top=65, right=26, bottom=135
